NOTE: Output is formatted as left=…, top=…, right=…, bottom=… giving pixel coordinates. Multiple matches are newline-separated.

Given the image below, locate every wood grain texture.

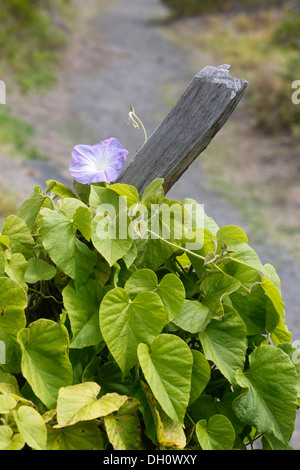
left=117, top=64, right=248, bottom=195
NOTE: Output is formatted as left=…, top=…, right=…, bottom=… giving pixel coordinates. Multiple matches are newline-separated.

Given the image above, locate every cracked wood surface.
left=117, top=64, right=248, bottom=195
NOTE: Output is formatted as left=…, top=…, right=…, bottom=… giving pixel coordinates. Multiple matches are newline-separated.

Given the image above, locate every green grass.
left=0, top=1, right=75, bottom=162
left=0, top=1, right=76, bottom=222
left=166, top=4, right=300, bottom=135
left=160, top=1, right=300, bottom=134
left=160, top=0, right=289, bottom=17
left=0, top=107, right=48, bottom=160
left=0, top=0, right=72, bottom=92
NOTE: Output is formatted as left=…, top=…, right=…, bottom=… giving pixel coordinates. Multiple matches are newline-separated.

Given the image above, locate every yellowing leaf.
left=56, top=382, right=128, bottom=427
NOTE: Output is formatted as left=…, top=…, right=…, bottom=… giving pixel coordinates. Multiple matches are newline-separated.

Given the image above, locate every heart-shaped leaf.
left=56, top=381, right=127, bottom=427
left=233, top=344, right=297, bottom=445
left=3, top=215, right=35, bottom=259
left=137, top=334, right=193, bottom=424
left=125, top=269, right=185, bottom=322
left=100, top=288, right=167, bottom=374
left=41, top=208, right=97, bottom=287
left=196, top=414, right=235, bottom=450
left=173, top=299, right=212, bottom=333
left=62, top=279, right=102, bottom=348
left=25, top=258, right=56, bottom=284
left=199, top=305, right=247, bottom=385
left=90, top=186, right=133, bottom=266
left=13, top=405, right=47, bottom=450
left=17, top=319, right=73, bottom=409
left=47, top=421, right=104, bottom=450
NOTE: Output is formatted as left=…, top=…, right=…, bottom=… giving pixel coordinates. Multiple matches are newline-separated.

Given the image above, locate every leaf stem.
left=28, top=287, right=63, bottom=304
left=128, top=104, right=148, bottom=143
left=186, top=413, right=195, bottom=427
left=147, top=229, right=227, bottom=275
left=147, top=229, right=206, bottom=262
left=46, top=195, right=56, bottom=210
left=245, top=433, right=263, bottom=449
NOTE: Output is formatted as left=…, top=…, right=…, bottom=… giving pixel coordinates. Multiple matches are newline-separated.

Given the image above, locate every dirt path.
left=1, top=0, right=300, bottom=447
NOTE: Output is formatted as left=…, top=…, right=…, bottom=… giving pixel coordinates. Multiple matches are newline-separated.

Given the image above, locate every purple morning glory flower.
left=69, top=137, right=128, bottom=184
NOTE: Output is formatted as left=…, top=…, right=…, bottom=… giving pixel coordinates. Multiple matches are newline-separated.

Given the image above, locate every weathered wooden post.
left=117, top=64, right=247, bottom=194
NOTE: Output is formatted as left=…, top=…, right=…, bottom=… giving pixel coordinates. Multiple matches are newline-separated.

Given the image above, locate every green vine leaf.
left=41, top=208, right=97, bottom=287
left=0, top=277, right=27, bottom=373
left=24, top=258, right=56, bottom=284
left=233, top=344, right=298, bottom=445
left=13, top=405, right=47, bottom=450
left=172, top=299, right=212, bottom=333
left=139, top=380, right=186, bottom=449
left=90, top=186, right=133, bottom=266
left=124, top=268, right=185, bottom=323
left=200, top=271, right=241, bottom=318
left=100, top=287, right=167, bottom=374
left=17, top=319, right=73, bottom=409
left=1, top=171, right=298, bottom=451
left=0, top=426, right=25, bottom=450
left=199, top=304, right=247, bottom=385
left=47, top=421, right=104, bottom=450
left=17, top=185, right=46, bottom=231
left=104, top=397, right=141, bottom=450
left=196, top=414, right=236, bottom=450
left=3, top=215, right=35, bottom=259
left=137, top=334, right=193, bottom=425
left=62, top=279, right=103, bottom=348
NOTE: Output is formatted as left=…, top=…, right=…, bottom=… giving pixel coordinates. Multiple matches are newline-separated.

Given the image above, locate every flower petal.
left=69, top=138, right=128, bottom=184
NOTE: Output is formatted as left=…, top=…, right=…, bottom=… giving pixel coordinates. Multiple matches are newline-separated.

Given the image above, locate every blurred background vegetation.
left=0, top=0, right=74, bottom=223
left=161, top=0, right=300, bottom=136
left=159, top=0, right=300, bottom=256
left=0, top=0, right=72, bottom=91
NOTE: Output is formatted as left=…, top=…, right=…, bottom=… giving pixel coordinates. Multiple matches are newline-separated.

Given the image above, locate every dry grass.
left=156, top=7, right=300, bottom=258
